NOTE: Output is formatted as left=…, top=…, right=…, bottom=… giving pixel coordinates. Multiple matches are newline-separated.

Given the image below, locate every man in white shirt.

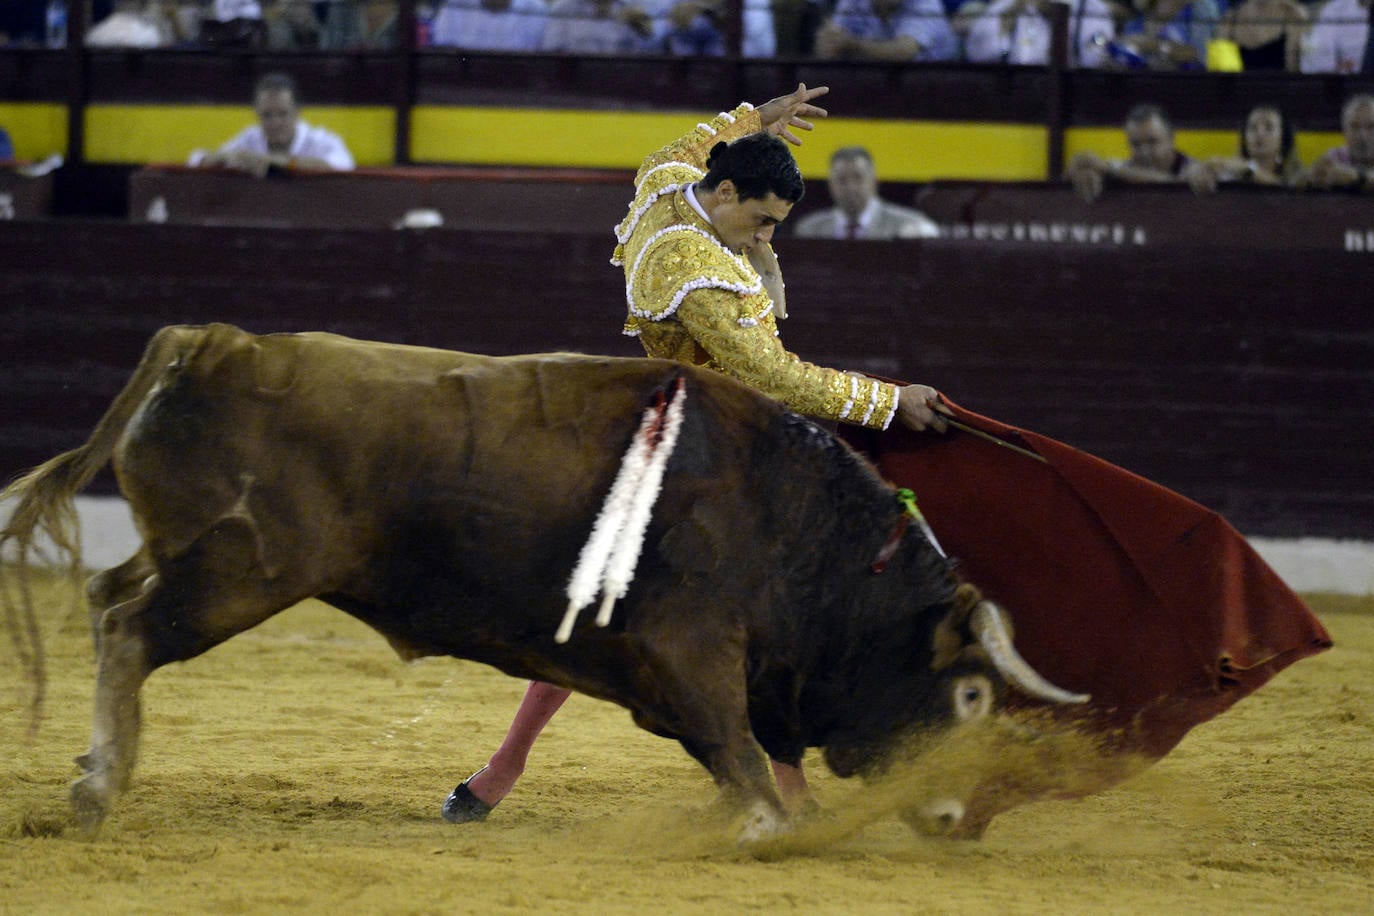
left=431, top=0, right=550, bottom=51
left=212, top=0, right=263, bottom=19
left=540, top=0, right=662, bottom=53
left=190, top=72, right=355, bottom=176
left=963, top=0, right=1117, bottom=67
left=1300, top=0, right=1370, bottom=74
left=792, top=146, right=938, bottom=240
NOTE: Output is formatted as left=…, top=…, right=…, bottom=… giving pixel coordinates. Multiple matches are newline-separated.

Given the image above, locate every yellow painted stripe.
left=411, top=106, right=1049, bottom=180
left=81, top=104, right=396, bottom=165
left=28, top=101, right=1350, bottom=178
left=1295, top=131, right=1345, bottom=165
left=0, top=103, right=68, bottom=161
left=796, top=119, right=1046, bottom=181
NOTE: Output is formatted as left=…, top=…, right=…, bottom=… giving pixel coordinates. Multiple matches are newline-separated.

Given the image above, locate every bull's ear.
left=930, top=584, right=983, bottom=671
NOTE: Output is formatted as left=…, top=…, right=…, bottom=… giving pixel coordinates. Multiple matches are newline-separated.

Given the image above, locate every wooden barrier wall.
left=1, top=202, right=1369, bottom=541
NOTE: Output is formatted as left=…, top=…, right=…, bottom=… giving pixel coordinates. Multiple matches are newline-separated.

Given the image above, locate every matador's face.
left=707, top=183, right=793, bottom=256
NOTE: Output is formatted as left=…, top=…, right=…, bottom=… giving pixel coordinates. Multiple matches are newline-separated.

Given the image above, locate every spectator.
left=86, top=1, right=178, bottom=47
left=771, top=0, right=827, bottom=54
left=539, top=0, right=661, bottom=53
left=814, top=0, right=960, bottom=62
left=1184, top=104, right=1301, bottom=193
left=662, top=0, right=726, bottom=54
left=212, top=0, right=263, bottom=18
left=1063, top=103, right=1194, bottom=201
left=201, top=0, right=267, bottom=45
left=430, top=0, right=549, bottom=50
left=949, top=0, right=985, bottom=55
left=321, top=0, right=398, bottom=49
left=793, top=146, right=939, bottom=239
left=1119, top=0, right=1222, bottom=68
left=166, top=0, right=204, bottom=41
left=1300, top=0, right=1370, bottom=74
left=188, top=72, right=355, bottom=177
left=1214, top=0, right=1308, bottom=71
left=1295, top=93, right=1374, bottom=191
left=963, top=0, right=1118, bottom=67
left=206, top=0, right=265, bottom=23
left=742, top=0, right=777, bottom=56
left=0, top=125, right=14, bottom=162
left=658, top=0, right=773, bottom=55
left=266, top=0, right=323, bottom=48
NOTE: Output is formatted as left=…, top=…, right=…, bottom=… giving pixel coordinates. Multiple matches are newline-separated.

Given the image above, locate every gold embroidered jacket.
left=611, top=104, right=899, bottom=430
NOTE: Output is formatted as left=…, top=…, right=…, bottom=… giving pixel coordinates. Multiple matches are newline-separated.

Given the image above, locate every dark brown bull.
left=0, top=324, right=1085, bottom=840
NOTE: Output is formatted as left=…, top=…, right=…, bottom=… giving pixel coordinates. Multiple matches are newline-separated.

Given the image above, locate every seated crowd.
left=174, top=67, right=1373, bottom=206
left=3, top=4, right=1370, bottom=201
left=0, top=0, right=1369, bottom=72
left=1065, top=92, right=1374, bottom=197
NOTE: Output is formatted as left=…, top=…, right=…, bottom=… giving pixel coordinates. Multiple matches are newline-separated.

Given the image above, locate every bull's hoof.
left=736, top=800, right=790, bottom=845
left=69, top=777, right=111, bottom=833
left=441, top=772, right=495, bottom=824
left=901, top=798, right=981, bottom=840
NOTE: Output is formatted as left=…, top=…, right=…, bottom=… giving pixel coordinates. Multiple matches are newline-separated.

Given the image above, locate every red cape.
left=840, top=400, right=1332, bottom=759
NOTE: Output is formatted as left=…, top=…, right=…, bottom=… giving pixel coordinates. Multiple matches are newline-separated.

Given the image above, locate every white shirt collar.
left=855, top=197, right=879, bottom=229
left=684, top=182, right=714, bottom=226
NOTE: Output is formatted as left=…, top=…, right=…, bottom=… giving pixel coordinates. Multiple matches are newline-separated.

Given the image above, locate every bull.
left=0, top=324, right=1086, bottom=840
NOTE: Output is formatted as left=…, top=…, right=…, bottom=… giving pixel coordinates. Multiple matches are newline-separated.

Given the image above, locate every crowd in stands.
left=0, top=0, right=1369, bottom=71
left=4, top=3, right=1371, bottom=201
left=1065, top=92, right=1374, bottom=196
left=168, top=64, right=1373, bottom=205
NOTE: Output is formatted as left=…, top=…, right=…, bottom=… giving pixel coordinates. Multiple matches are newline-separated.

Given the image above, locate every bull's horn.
left=970, top=602, right=1090, bottom=705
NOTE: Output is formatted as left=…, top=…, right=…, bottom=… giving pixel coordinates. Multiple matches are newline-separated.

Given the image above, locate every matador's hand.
left=895, top=384, right=952, bottom=433
left=757, top=83, right=830, bottom=146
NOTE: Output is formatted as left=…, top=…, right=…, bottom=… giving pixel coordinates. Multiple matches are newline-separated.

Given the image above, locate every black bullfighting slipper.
left=441, top=767, right=496, bottom=824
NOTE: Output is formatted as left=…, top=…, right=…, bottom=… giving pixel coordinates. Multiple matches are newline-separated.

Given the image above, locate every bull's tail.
left=1, top=324, right=210, bottom=734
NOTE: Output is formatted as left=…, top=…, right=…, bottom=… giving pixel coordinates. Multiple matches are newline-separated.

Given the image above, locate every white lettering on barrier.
left=1345, top=230, right=1374, bottom=252
left=0, top=192, right=14, bottom=220
left=940, top=222, right=1148, bottom=246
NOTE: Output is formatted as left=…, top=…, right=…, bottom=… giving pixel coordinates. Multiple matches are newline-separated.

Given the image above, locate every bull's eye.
left=951, top=675, right=994, bottom=721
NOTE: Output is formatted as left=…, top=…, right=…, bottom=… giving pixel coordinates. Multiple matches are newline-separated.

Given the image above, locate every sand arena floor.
left=2, top=579, right=1371, bottom=915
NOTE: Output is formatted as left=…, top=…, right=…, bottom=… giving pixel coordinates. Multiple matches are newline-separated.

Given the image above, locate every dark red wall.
left=2, top=193, right=1369, bottom=540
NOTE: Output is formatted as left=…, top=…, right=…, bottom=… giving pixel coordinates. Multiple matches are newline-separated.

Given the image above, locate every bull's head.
left=822, top=585, right=1088, bottom=836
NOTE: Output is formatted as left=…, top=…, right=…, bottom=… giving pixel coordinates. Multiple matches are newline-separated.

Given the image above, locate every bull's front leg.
left=635, top=624, right=789, bottom=843
left=71, top=590, right=156, bottom=831
left=689, top=729, right=790, bottom=844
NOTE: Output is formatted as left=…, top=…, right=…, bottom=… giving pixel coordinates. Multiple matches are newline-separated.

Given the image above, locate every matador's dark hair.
left=699, top=132, right=805, bottom=204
